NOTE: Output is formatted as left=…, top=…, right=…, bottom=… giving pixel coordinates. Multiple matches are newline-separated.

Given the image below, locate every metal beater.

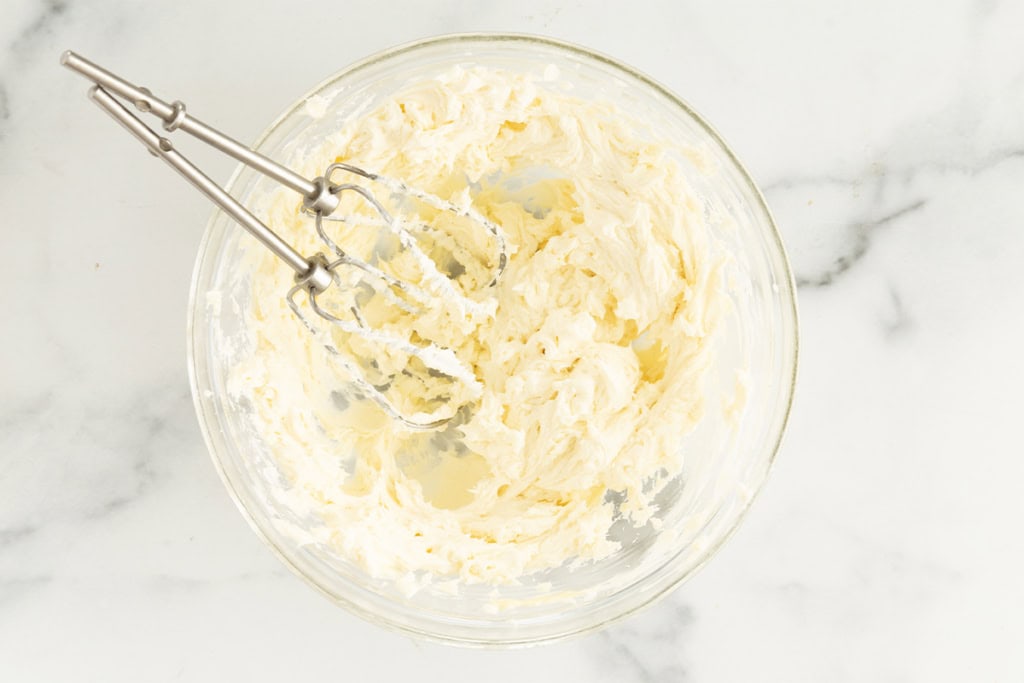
left=62, top=51, right=508, bottom=429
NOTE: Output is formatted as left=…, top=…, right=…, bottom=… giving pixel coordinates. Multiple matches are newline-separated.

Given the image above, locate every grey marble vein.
left=6, top=0, right=70, bottom=62
left=0, top=524, right=38, bottom=548
left=881, top=286, right=912, bottom=337
left=0, top=84, right=8, bottom=136
left=0, top=381, right=194, bottom=534
left=766, top=144, right=1024, bottom=192
left=972, top=146, right=1024, bottom=175
left=0, top=576, right=51, bottom=608
left=793, top=199, right=927, bottom=288
left=80, top=384, right=195, bottom=519
left=591, top=602, right=694, bottom=681
left=597, top=631, right=663, bottom=682
left=763, top=140, right=1024, bottom=290
left=0, top=390, right=54, bottom=432
left=147, top=569, right=293, bottom=593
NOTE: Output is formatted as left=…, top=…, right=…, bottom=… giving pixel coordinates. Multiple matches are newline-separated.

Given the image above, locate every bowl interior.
left=189, top=34, right=797, bottom=645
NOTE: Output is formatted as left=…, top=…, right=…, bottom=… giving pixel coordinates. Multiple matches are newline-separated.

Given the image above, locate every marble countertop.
left=3, top=0, right=1023, bottom=680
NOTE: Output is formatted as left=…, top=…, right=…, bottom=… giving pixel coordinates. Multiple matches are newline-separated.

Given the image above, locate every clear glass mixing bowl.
left=188, top=34, right=798, bottom=646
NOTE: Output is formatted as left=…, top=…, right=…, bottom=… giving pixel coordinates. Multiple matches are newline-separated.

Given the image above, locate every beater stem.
left=61, top=50, right=340, bottom=215
left=87, top=85, right=332, bottom=293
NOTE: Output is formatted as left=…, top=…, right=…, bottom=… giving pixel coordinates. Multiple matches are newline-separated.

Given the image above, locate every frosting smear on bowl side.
left=228, top=65, right=724, bottom=585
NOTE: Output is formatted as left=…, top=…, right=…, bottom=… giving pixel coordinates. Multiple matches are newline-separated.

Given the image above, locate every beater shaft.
left=86, top=85, right=334, bottom=293
left=61, top=51, right=328, bottom=205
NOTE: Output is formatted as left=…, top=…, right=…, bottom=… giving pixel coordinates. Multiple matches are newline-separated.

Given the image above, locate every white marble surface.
left=2, top=0, right=1023, bottom=679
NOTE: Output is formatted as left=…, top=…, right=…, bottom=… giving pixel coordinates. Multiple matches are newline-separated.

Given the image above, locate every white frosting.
left=228, top=66, right=723, bottom=585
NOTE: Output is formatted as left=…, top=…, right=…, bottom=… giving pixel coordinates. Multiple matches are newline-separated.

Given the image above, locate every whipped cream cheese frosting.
left=228, top=65, right=724, bottom=585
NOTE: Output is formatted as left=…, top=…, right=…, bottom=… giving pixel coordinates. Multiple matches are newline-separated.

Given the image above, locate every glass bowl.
left=188, top=33, right=798, bottom=646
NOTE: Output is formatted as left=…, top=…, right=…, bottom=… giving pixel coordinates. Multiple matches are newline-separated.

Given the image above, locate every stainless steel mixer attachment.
left=61, top=51, right=508, bottom=429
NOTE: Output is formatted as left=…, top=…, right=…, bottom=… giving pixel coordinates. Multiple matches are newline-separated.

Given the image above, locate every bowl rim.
left=187, top=31, right=800, bottom=647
